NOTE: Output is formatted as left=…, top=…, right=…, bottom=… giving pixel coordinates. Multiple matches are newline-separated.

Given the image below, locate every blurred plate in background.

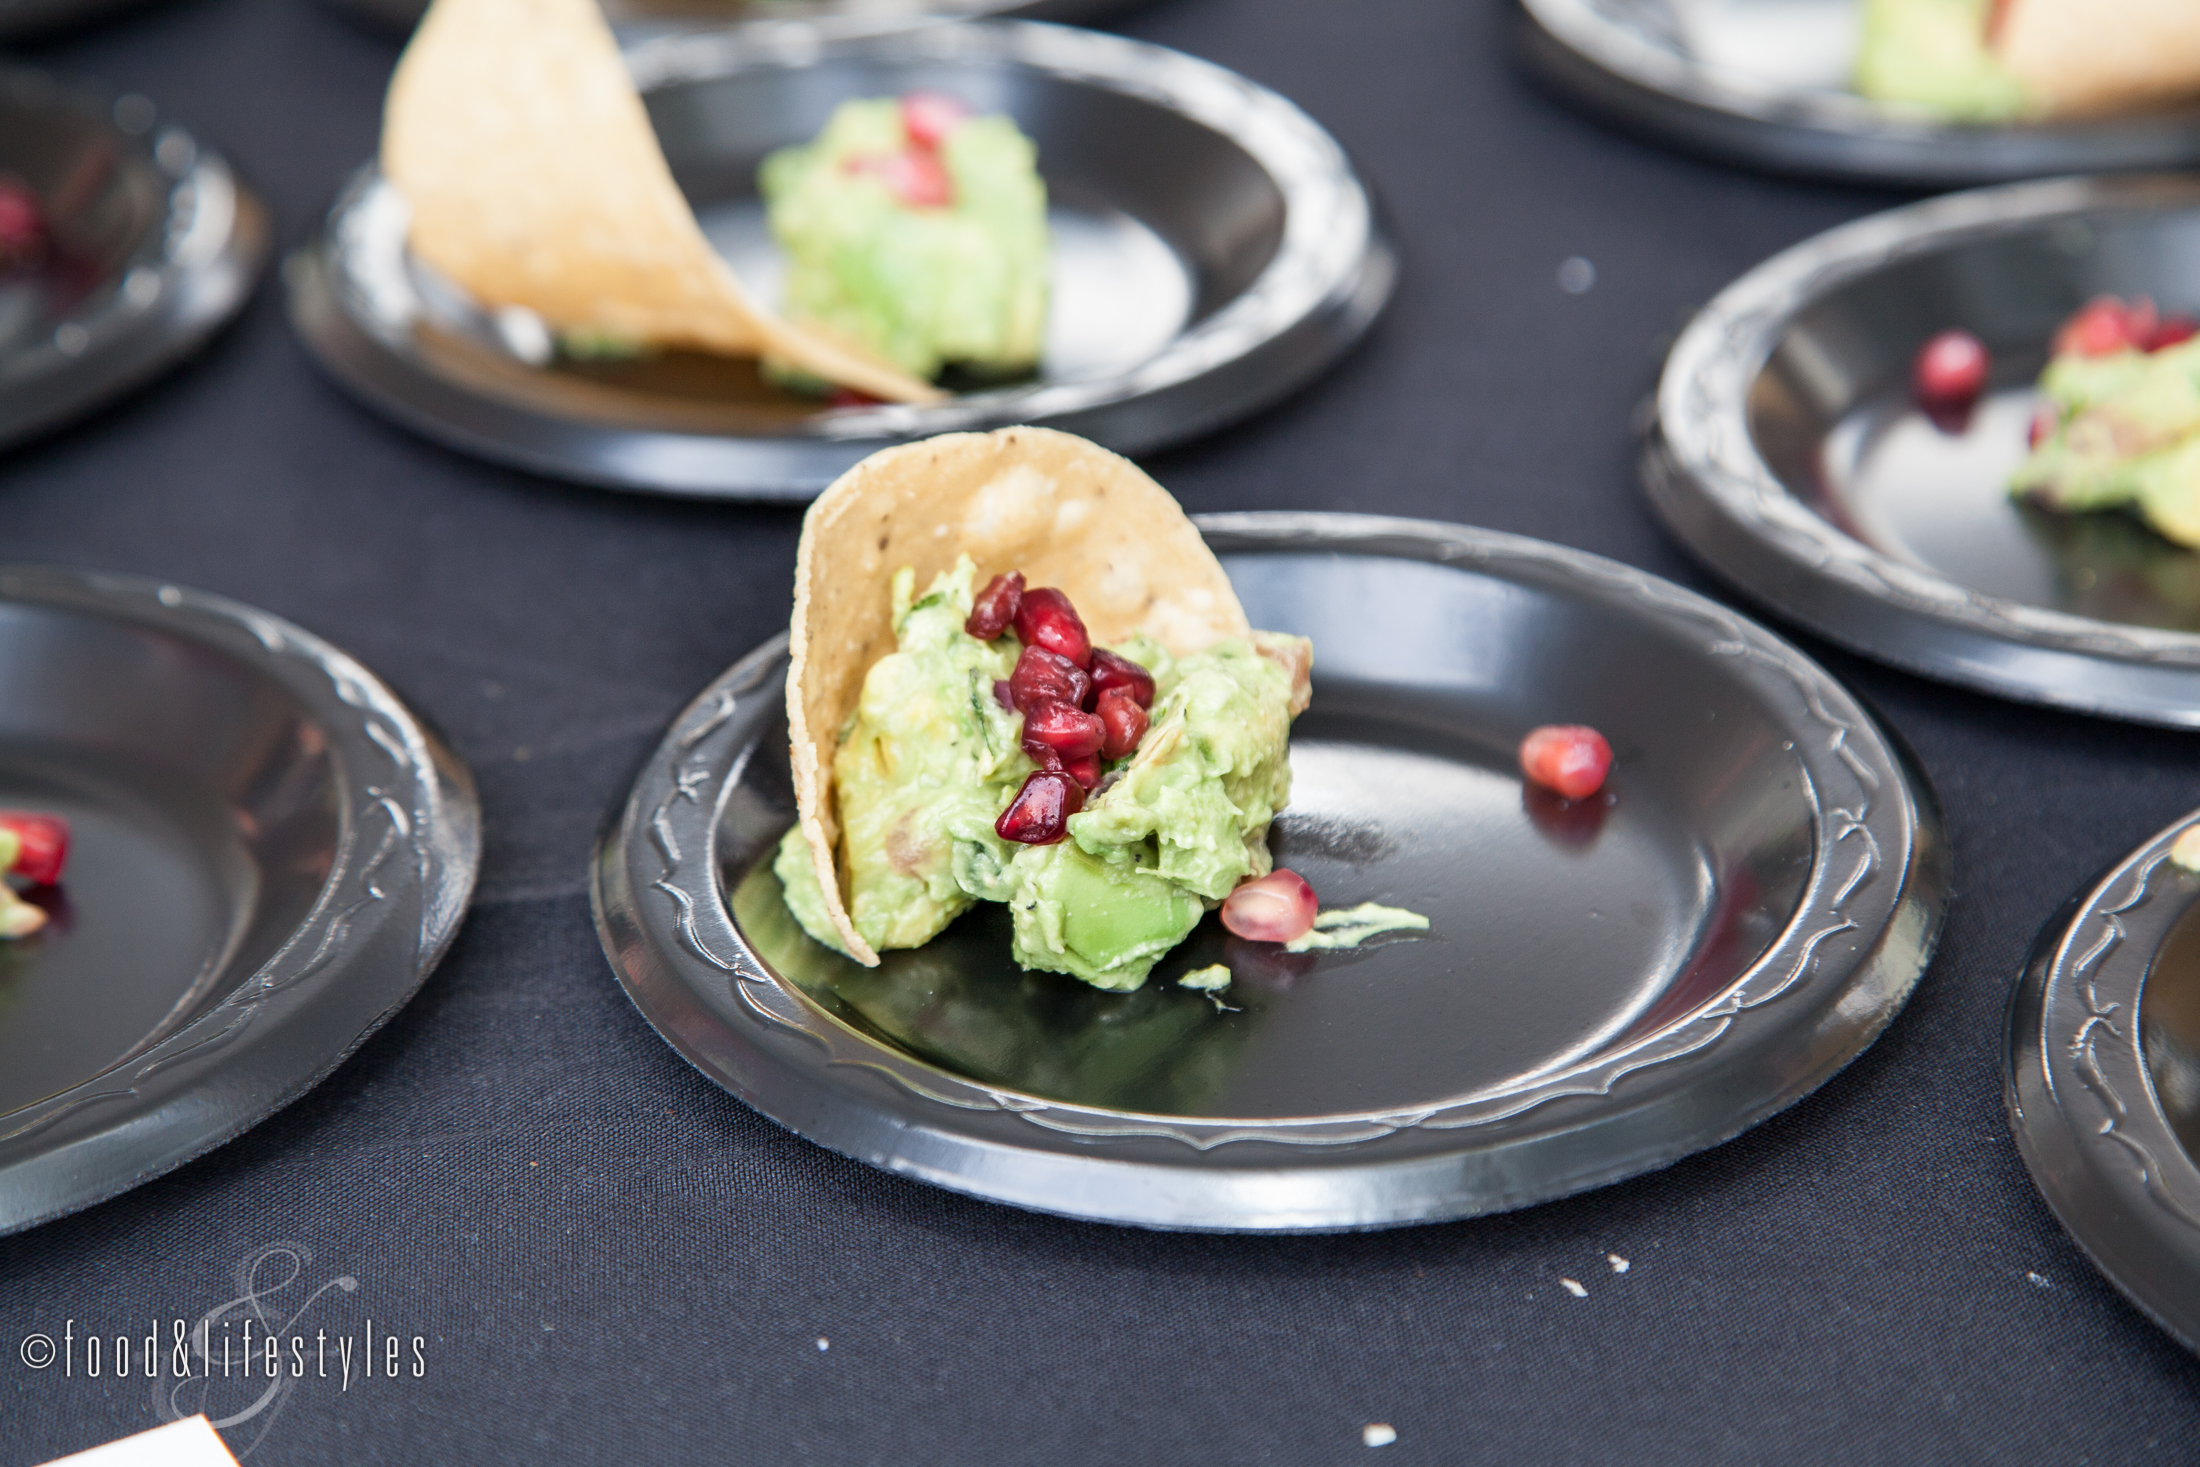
left=314, top=0, right=1158, bottom=44
left=1646, top=173, right=2200, bottom=728
left=593, top=514, right=1946, bottom=1231
left=288, top=22, right=1394, bottom=499
left=0, top=568, right=479, bottom=1236
left=2008, top=812, right=2200, bottom=1354
left=0, top=68, right=269, bottom=453
left=1516, top=0, right=2200, bottom=186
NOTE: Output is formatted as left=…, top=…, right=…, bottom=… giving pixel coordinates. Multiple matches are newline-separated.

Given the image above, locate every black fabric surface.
left=3, top=0, right=2199, bottom=1460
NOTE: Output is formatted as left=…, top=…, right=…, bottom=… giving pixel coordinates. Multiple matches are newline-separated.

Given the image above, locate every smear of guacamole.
left=1854, top=0, right=2029, bottom=121
left=760, top=98, right=1048, bottom=381
left=2014, top=335, right=2200, bottom=546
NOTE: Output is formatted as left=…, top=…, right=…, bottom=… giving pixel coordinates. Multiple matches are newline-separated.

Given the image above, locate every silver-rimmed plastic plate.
left=318, top=0, right=1151, bottom=38
left=0, top=568, right=480, bottom=1236
left=2008, top=812, right=2200, bottom=1353
left=286, top=22, right=1396, bottom=499
left=1646, top=173, right=2200, bottom=729
left=1, top=68, right=269, bottom=452
left=591, top=512, right=1946, bottom=1231
left=1515, top=0, right=2200, bottom=187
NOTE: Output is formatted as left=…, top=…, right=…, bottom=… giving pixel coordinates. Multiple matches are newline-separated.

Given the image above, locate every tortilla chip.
left=381, top=0, right=941, bottom=404
left=787, top=428, right=1250, bottom=965
left=1997, top=0, right=2200, bottom=117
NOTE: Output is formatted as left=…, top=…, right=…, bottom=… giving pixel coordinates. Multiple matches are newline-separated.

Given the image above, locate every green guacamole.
left=776, top=557, right=1310, bottom=991
left=1854, top=0, right=2029, bottom=121
left=759, top=98, right=1048, bottom=382
left=2013, top=335, right=2200, bottom=546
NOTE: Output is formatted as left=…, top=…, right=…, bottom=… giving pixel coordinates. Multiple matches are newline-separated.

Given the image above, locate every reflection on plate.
left=2007, top=812, right=2200, bottom=1354
left=286, top=22, right=1395, bottom=498
left=1647, top=172, right=2200, bottom=728
left=592, top=513, right=1946, bottom=1231
left=1515, top=0, right=2200, bottom=185
left=0, top=568, right=480, bottom=1236
left=0, top=68, right=269, bottom=452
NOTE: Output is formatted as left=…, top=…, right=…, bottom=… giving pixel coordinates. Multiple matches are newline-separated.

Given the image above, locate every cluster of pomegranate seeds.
left=1221, top=869, right=1319, bottom=943
left=842, top=92, right=972, bottom=210
left=0, top=179, right=46, bottom=276
left=1519, top=724, right=1613, bottom=801
left=1913, top=330, right=1991, bottom=423
left=2053, top=296, right=2199, bottom=359
left=0, top=813, right=70, bottom=887
left=975, top=571, right=1160, bottom=844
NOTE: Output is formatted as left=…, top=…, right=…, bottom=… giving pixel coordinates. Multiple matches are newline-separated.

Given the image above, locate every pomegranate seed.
left=1087, top=648, right=1155, bottom=707
left=1913, top=330, right=1989, bottom=416
left=1013, top=588, right=1091, bottom=668
left=2029, top=405, right=2058, bottom=448
left=996, top=770, right=1082, bottom=844
left=1062, top=752, right=1102, bottom=790
left=1007, top=644, right=1092, bottom=712
left=1519, top=724, right=1613, bottom=801
left=845, top=148, right=953, bottom=208
left=2055, top=297, right=2145, bottom=358
left=2149, top=314, right=2200, bottom=352
left=1096, top=687, right=1149, bottom=760
left=826, top=387, right=883, bottom=408
left=0, top=179, right=44, bottom=274
left=1220, top=869, right=1319, bottom=943
left=966, top=570, right=1024, bottom=641
left=901, top=91, right=973, bottom=150
left=1021, top=700, right=1105, bottom=761
left=0, top=813, right=69, bottom=886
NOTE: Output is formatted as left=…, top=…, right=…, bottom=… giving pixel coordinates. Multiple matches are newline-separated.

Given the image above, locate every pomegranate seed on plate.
left=0, top=813, right=70, bottom=886
left=997, top=770, right=1082, bottom=844
left=1007, top=644, right=1091, bottom=712
left=845, top=148, right=953, bottom=208
left=1519, top=725, right=1613, bottom=800
left=1087, top=648, right=1155, bottom=707
left=1220, top=869, right=1318, bottom=943
left=1021, top=700, right=1105, bottom=761
left=966, top=571, right=1024, bottom=640
left=900, top=91, right=973, bottom=150
left=1095, top=688, right=1148, bottom=759
left=0, top=179, right=44, bottom=273
left=1013, top=588, right=1091, bottom=667
left=1912, top=330, right=1989, bottom=416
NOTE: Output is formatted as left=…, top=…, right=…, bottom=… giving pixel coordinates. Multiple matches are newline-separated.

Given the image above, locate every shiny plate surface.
left=286, top=22, right=1395, bottom=499
left=2008, top=812, right=2200, bottom=1353
left=1516, top=0, right=2200, bottom=187
left=1647, top=174, right=2200, bottom=728
left=592, top=513, right=1947, bottom=1231
left=0, top=568, right=480, bottom=1236
left=0, top=68, right=269, bottom=452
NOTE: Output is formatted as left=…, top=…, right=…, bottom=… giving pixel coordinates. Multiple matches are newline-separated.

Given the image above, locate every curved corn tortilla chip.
left=788, top=428, right=1250, bottom=965
left=382, top=0, right=941, bottom=404
left=1997, top=0, right=2200, bottom=117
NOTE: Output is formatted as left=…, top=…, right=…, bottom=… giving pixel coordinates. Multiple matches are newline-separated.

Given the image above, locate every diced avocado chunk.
left=1006, top=840, right=1205, bottom=991
left=1854, top=0, right=2029, bottom=121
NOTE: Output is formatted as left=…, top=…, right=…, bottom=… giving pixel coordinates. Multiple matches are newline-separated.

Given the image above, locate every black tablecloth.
left=4, top=0, right=2199, bottom=1460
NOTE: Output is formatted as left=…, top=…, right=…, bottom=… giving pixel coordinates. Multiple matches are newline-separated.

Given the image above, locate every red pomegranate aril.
left=2055, top=297, right=2145, bottom=358
left=2150, top=314, right=2200, bottom=352
left=1913, top=330, right=1989, bottom=414
left=1096, top=688, right=1149, bottom=760
left=845, top=148, right=953, bottom=208
left=1519, top=724, right=1613, bottom=801
left=1013, top=587, right=1091, bottom=667
left=0, top=180, right=43, bottom=272
left=1062, top=752, right=1102, bottom=790
left=1221, top=869, right=1318, bottom=943
left=1021, top=700, right=1105, bottom=761
left=900, top=91, right=973, bottom=149
left=966, top=570, right=1025, bottom=640
left=996, top=770, right=1082, bottom=844
left=1007, top=644, right=1092, bottom=712
left=1087, top=647, right=1155, bottom=707
left=0, top=813, right=70, bottom=886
